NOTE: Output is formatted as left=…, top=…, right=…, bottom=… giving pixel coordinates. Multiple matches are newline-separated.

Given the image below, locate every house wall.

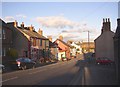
left=56, top=40, right=71, bottom=59
left=50, top=48, right=58, bottom=59
left=1, top=23, right=13, bottom=65
left=7, top=24, right=29, bottom=58
left=14, top=29, right=29, bottom=57
left=58, top=51, right=65, bottom=60
left=95, top=31, right=114, bottom=61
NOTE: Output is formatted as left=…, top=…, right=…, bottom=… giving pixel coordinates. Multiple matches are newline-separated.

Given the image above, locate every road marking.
left=2, top=76, right=18, bottom=83
left=29, top=69, right=47, bottom=74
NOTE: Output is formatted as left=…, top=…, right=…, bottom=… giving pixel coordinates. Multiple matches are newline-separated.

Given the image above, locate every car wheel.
left=32, top=65, right=35, bottom=69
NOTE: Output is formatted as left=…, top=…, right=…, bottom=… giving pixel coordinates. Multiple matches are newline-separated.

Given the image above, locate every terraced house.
left=54, top=36, right=71, bottom=61
left=0, top=19, right=13, bottom=65
left=7, top=20, right=50, bottom=62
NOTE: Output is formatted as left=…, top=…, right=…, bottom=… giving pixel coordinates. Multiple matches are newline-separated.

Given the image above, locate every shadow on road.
left=35, top=53, right=117, bottom=85
left=36, top=59, right=85, bottom=85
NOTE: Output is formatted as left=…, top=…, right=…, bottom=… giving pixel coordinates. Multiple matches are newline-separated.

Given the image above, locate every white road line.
left=29, top=69, right=47, bottom=74
left=2, top=76, right=18, bottom=83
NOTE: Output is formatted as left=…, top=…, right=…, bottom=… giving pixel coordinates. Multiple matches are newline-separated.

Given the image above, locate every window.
left=36, top=39, right=39, bottom=46
left=0, top=48, right=2, bottom=57
left=40, top=39, right=42, bottom=46
left=0, top=29, right=2, bottom=39
left=45, top=40, right=49, bottom=47
left=3, top=29, right=5, bottom=39
left=33, top=38, right=36, bottom=46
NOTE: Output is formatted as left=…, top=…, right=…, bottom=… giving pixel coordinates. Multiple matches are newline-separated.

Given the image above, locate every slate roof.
left=49, top=41, right=59, bottom=48
left=17, top=27, right=48, bottom=40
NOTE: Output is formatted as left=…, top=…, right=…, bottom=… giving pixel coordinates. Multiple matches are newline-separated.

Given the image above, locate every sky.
left=1, top=1, right=118, bottom=42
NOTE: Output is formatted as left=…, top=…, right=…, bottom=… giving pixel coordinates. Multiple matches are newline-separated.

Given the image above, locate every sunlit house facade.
left=7, top=20, right=49, bottom=61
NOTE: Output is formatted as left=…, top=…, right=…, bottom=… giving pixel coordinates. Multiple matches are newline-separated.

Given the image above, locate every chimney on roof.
left=101, top=18, right=111, bottom=33
left=59, top=35, right=63, bottom=41
left=21, top=22, right=24, bottom=28
left=29, top=24, right=34, bottom=31
left=14, top=20, right=18, bottom=27
left=47, top=36, right=52, bottom=42
left=38, top=28, right=43, bottom=36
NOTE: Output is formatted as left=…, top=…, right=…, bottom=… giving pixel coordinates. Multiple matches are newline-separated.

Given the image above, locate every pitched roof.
left=17, top=27, right=48, bottom=40
left=94, top=31, right=115, bottom=41
left=49, top=41, right=58, bottom=48
left=56, top=39, right=71, bottom=47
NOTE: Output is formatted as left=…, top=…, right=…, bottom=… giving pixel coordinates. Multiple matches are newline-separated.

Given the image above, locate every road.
left=1, top=58, right=117, bottom=85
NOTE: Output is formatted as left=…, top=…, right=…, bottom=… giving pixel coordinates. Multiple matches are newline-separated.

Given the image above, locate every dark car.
left=96, top=57, right=113, bottom=65
left=10, top=58, right=36, bottom=70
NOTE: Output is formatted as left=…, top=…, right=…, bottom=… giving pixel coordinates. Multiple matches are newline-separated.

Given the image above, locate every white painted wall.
left=58, top=52, right=66, bottom=61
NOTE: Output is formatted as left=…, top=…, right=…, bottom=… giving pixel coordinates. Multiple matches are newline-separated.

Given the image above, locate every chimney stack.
left=47, top=36, right=52, bottom=42
left=102, top=18, right=111, bottom=32
left=108, top=18, right=110, bottom=22
left=14, top=20, right=18, bottom=27
left=59, top=35, right=63, bottom=41
left=21, top=22, right=24, bottom=28
left=29, top=25, right=34, bottom=31
left=38, top=28, right=43, bottom=36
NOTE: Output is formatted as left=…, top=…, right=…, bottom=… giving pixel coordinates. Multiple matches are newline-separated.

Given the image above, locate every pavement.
left=82, top=63, right=117, bottom=85
left=2, top=61, right=58, bottom=74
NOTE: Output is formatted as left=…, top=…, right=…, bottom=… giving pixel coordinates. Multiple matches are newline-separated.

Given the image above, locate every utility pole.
left=88, top=31, right=90, bottom=53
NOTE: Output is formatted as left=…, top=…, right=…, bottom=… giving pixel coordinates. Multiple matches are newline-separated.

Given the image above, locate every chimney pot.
left=59, top=35, right=63, bottom=41
left=21, top=22, right=24, bottom=28
left=108, top=18, right=110, bottom=22
left=38, top=28, right=43, bottom=35
left=14, top=20, right=18, bottom=27
left=29, top=24, right=34, bottom=31
left=106, top=18, right=107, bottom=22
left=103, top=18, right=105, bottom=22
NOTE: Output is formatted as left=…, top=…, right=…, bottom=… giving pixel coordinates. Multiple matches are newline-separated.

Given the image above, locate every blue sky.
left=1, top=2, right=118, bottom=42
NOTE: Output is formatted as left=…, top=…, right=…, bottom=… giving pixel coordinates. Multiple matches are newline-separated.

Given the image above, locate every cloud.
left=60, top=27, right=100, bottom=42
left=36, top=15, right=100, bottom=42
left=4, top=16, right=15, bottom=22
left=35, top=16, right=80, bottom=28
left=16, top=14, right=27, bottom=18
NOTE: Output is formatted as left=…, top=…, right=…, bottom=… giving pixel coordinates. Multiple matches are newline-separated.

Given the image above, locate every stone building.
left=0, top=19, right=13, bottom=65
left=7, top=20, right=49, bottom=62
left=113, top=18, right=120, bottom=85
left=54, top=36, right=71, bottom=61
left=94, top=18, right=115, bottom=61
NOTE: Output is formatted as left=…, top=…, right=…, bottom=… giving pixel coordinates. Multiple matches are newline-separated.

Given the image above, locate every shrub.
left=7, top=48, right=18, bottom=60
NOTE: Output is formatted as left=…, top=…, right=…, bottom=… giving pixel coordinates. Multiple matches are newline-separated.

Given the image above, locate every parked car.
left=10, top=58, right=36, bottom=70
left=96, top=57, right=113, bottom=65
